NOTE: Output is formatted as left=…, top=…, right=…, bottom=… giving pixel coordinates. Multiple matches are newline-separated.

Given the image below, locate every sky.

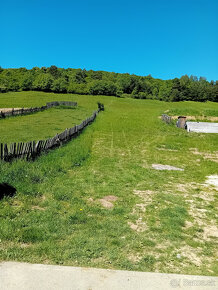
left=0, top=0, right=217, bottom=81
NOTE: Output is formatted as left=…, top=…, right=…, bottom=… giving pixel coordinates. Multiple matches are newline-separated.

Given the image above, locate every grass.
left=167, top=103, right=218, bottom=121
left=0, top=106, right=93, bottom=143
left=0, top=91, right=217, bottom=276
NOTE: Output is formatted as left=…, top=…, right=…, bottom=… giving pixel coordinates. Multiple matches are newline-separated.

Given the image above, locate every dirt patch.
left=157, top=148, right=178, bottom=152
left=193, top=190, right=215, bottom=203
left=133, top=189, right=154, bottom=198
left=102, top=195, right=118, bottom=202
left=87, top=197, right=94, bottom=203
left=178, top=245, right=202, bottom=267
left=31, top=205, right=45, bottom=211
left=127, top=253, right=142, bottom=263
left=152, top=164, right=184, bottom=171
left=87, top=195, right=118, bottom=209
left=203, top=225, right=218, bottom=239
left=190, top=148, right=218, bottom=163
left=132, top=203, right=146, bottom=213
left=99, top=199, right=114, bottom=208
left=129, top=190, right=154, bottom=232
left=189, top=204, right=207, bottom=227
left=98, top=195, right=118, bottom=209
left=171, top=115, right=218, bottom=122
left=12, top=200, right=23, bottom=208
left=128, top=219, right=147, bottom=232
left=205, top=175, right=218, bottom=190
left=184, top=221, right=193, bottom=229
left=176, top=184, right=188, bottom=193
left=132, top=190, right=154, bottom=213
left=20, top=243, right=32, bottom=248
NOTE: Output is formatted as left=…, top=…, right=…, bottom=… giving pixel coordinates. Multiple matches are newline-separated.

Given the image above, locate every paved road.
left=0, top=262, right=217, bottom=290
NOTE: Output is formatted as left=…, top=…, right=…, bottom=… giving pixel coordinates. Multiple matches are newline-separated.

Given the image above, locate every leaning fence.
left=0, top=101, right=77, bottom=119
left=161, top=114, right=172, bottom=124
left=0, top=104, right=103, bottom=162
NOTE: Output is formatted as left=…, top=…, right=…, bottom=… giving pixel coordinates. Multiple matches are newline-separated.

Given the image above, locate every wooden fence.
left=0, top=104, right=104, bottom=162
left=161, top=114, right=172, bottom=124
left=0, top=101, right=77, bottom=119
left=46, top=101, right=77, bottom=108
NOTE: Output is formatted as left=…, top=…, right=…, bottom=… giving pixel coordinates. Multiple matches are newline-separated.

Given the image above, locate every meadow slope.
left=0, top=91, right=217, bottom=276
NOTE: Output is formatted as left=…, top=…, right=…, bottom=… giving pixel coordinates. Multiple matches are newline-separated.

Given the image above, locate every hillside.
left=0, top=67, right=217, bottom=102
left=0, top=92, right=217, bottom=276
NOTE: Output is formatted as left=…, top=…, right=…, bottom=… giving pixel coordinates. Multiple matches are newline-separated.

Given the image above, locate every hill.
left=0, top=66, right=217, bottom=102
left=0, top=91, right=217, bottom=276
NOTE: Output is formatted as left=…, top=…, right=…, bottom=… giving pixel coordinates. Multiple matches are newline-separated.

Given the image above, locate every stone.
left=152, top=164, right=184, bottom=171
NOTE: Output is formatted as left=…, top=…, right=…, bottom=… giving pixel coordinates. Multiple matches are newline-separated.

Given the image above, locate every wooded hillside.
left=0, top=66, right=217, bottom=102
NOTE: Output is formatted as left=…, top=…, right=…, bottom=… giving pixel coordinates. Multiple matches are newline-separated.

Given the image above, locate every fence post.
left=0, top=143, right=3, bottom=160
left=176, top=116, right=186, bottom=129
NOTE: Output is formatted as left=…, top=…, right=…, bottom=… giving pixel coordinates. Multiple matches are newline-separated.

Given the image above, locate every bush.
left=51, top=78, right=68, bottom=93
left=88, top=81, right=117, bottom=96
left=67, top=83, right=89, bottom=94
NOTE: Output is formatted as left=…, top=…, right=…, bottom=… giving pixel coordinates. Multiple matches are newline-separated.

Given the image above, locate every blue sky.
left=1, top=0, right=217, bottom=80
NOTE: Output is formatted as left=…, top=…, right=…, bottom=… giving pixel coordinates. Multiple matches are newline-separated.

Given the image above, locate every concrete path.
left=0, top=262, right=217, bottom=290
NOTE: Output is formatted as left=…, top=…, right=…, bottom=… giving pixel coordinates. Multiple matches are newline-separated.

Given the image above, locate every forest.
left=0, top=66, right=217, bottom=102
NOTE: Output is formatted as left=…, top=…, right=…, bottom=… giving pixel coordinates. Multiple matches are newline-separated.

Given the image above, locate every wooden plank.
left=16, top=143, right=20, bottom=157
left=19, top=143, right=24, bottom=157
left=10, top=143, right=14, bottom=155
left=35, top=141, right=40, bottom=153
left=4, top=144, right=8, bottom=161
left=22, top=142, right=28, bottom=157
left=43, top=140, right=48, bottom=150
left=26, top=142, right=31, bottom=160
left=0, top=143, right=3, bottom=160
left=42, top=140, right=47, bottom=151
left=13, top=143, right=16, bottom=156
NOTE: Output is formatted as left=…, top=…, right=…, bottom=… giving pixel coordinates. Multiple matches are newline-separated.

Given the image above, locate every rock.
left=152, top=164, right=184, bottom=171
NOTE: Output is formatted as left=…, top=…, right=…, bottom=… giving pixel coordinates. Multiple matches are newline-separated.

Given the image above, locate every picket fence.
left=0, top=104, right=103, bottom=162
left=0, top=101, right=77, bottom=119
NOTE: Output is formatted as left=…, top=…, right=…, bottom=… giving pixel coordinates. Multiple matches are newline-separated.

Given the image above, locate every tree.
left=48, top=65, right=60, bottom=79
left=75, top=69, right=87, bottom=83
left=89, top=81, right=117, bottom=96
left=51, top=78, right=68, bottom=93
left=90, top=70, right=103, bottom=80
left=32, top=74, right=53, bottom=91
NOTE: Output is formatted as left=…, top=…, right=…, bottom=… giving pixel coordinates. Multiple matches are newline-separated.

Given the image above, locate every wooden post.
left=177, top=116, right=186, bottom=129
left=4, top=144, right=8, bottom=161
left=0, top=143, right=3, bottom=160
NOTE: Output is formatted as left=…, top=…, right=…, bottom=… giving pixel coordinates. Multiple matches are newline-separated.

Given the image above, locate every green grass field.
left=0, top=91, right=217, bottom=276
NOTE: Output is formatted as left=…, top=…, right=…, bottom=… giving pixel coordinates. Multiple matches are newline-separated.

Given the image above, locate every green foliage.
left=32, top=74, right=53, bottom=91
left=88, top=80, right=117, bottom=96
left=48, top=65, right=60, bottom=79
left=0, top=67, right=217, bottom=102
left=74, top=69, right=87, bottom=83
left=51, top=78, right=68, bottom=93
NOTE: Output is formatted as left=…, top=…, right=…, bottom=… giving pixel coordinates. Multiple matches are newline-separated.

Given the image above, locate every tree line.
left=0, top=66, right=217, bottom=102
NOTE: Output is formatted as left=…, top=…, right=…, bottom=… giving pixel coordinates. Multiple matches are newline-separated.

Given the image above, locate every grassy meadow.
left=0, top=91, right=217, bottom=276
